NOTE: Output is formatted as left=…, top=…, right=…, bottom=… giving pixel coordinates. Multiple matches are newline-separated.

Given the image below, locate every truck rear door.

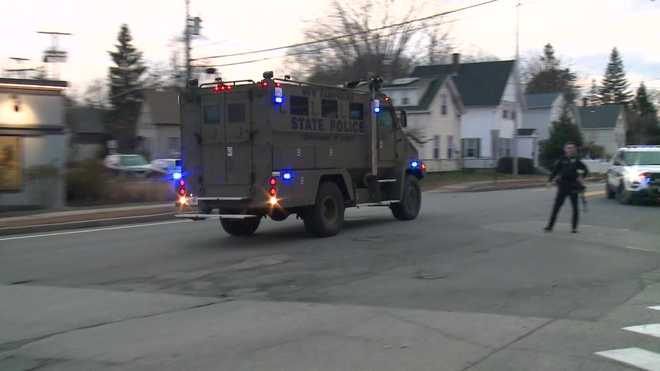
left=199, top=88, right=252, bottom=194
left=223, top=90, right=252, bottom=185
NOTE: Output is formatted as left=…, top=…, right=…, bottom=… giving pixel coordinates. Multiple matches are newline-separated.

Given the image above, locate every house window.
left=511, top=110, right=517, bottom=121
left=290, top=96, right=309, bottom=116
left=433, top=135, right=440, bottom=159
left=227, top=103, right=246, bottom=123
left=441, top=94, right=447, bottom=115
left=402, top=97, right=410, bottom=105
left=350, top=103, right=364, bottom=120
left=462, top=138, right=480, bottom=158
left=502, top=109, right=509, bottom=119
left=322, top=99, right=338, bottom=118
left=447, top=135, right=454, bottom=159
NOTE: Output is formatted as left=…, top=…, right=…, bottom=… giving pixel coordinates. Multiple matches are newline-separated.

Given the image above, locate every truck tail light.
left=268, top=177, right=278, bottom=205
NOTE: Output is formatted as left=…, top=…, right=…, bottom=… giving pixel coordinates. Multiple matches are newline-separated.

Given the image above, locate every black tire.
left=220, top=217, right=260, bottom=236
left=606, top=183, right=616, bottom=199
left=616, top=183, right=632, bottom=205
left=391, top=175, right=422, bottom=221
left=303, top=182, right=345, bottom=237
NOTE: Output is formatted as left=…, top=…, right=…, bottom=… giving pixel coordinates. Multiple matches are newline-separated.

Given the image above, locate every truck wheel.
left=616, top=183, right=632, bottom=205
left=606, top=183, right=616, bottom=199
left=220, top=217, right=260, bottom=236
left=303, top=182, right=345, bottom=237
left=391, top=175, right=421, bottom=221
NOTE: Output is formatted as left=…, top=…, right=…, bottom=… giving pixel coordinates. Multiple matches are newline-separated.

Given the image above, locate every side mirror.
left=399, top=110, right=408, bottom=128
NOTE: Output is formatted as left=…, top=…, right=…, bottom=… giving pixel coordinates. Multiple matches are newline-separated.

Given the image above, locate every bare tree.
left=289, top=0, right=452, bottom=85
left=83, top=78, right=110, bottom=109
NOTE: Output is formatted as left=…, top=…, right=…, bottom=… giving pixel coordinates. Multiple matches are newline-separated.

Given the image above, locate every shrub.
left=496, top=157, right=535, bottom=174
left=66, top=160, right=108, bottom=202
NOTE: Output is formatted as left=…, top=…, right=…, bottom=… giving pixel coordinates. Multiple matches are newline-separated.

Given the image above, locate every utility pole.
left=512, top=0, right=521, bottom=176
left=184, top=0, right=192, bottom=84
left=183, top=0, right=202, bottom=85
left=37, top=31, right=72, bottom=80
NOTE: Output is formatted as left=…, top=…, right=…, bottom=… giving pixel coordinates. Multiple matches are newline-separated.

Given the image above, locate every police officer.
left=544, top=142, right=589, bottom=233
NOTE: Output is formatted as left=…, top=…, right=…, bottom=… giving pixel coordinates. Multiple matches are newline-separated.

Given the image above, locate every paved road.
left=1, top=184, right=660, bottom=370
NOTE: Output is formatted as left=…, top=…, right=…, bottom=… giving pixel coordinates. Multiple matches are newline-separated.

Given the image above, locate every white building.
left=136, top=89, right=181, bottom=160
left=577, top=104, right=626, bottom=157
left=382, top=76, right=464, bottom=172
left=0, top=78, right=68, bottom=210
left=411, top=55, right=524, bottom=168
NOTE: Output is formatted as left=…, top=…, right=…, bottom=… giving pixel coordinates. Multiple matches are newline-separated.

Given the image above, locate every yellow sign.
left=0, top=137, right=22, bottom=191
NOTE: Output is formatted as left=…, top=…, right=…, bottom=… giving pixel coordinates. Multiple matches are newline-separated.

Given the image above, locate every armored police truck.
left=175, top=72, right=425, bottom=237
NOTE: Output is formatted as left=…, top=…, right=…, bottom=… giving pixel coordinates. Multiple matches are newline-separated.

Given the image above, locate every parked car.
left=150, top=158, right=180, bottom=177
left=104, top=154, right=153, bottom=177
left=606, top=145, right=660, bottom=204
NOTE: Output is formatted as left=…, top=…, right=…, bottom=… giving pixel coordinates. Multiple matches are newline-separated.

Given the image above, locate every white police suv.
left=606, top=145, right=660, bottom=204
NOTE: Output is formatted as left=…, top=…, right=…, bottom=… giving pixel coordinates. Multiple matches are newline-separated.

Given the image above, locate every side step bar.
left=175, top=214, right=259, bottom=221
left=357, top=200, right=400, bottom=207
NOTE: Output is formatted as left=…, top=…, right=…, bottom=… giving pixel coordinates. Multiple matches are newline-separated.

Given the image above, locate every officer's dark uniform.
left=545, top=156, right=589, bottom=232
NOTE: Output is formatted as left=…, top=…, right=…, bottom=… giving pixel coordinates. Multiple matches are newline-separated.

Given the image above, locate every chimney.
left=451, top=53, right=460, bottom=74
left=582, top=97, right=588, bottom=107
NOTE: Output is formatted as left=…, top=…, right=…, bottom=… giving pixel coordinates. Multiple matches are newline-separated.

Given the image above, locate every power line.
left=190, top=0, right=500, bottom=62
left=192, top=18, right=457, bottom=69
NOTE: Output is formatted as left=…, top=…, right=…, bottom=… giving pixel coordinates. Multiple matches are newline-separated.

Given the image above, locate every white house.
left=577, top=104, right=626, bottom=157
left=411, top=55, right=524, bottom=168
left=136, top=89, right=181, bottom=160
left=382, top=76, right=464, bottom=172
left=0, top=78, right=68, bottom=210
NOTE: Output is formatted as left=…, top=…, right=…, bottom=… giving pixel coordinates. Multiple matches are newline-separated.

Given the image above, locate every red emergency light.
left=212, top=84, right=233, bottom=93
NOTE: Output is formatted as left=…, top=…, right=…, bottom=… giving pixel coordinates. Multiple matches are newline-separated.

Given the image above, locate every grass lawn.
left=420, top=169, right=546, bottom=190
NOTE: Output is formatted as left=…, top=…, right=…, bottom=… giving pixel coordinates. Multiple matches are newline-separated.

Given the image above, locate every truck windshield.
left=120, top=155, right=148, bottom=167
left=623, top=151, right=660, bottom=165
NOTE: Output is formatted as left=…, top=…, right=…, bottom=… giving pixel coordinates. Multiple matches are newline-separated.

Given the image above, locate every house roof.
left=68, top=107, right=108, bottom=134
left=525, top=92, right=561, bottom=109
left=578, top=104, right=623, bottom=129
left=411, top=60, right=515, bottom=106
left=383, top=76, right=463, bottom=113
left=143, top=89, right=180, bottom=124
left=0, top=78, right=68, bottom=88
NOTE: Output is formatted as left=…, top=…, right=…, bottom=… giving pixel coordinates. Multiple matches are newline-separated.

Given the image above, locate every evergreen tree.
left=634, top=83, right=657, bottom=116
left=108, top=24, right=146, bottom=151
left=539, top=107, right=584, bottom=169
left=586, top=79, right=600, bottom=106
left=599, top=48, right=632, bottom=104
left=525, top=43, right=578, bottom=104
left=628, top=83, right=660, bottom=144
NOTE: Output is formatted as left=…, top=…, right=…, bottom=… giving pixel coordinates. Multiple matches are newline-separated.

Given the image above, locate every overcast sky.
left=1, top=0, right=659, bottom=96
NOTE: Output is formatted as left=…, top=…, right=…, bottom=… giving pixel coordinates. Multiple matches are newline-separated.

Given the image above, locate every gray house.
left=68, top=107, right=109, bottom=162
left=578, top=104, right=626, bottom=157
left=522, top=92, right=565, bottom=141
left=135, top=89, right=181, bottom=160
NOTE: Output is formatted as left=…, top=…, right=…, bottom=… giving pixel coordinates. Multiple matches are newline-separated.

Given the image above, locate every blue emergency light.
left=173, top=172, right=182, bottom=180
left=410, top=161, right=419, bottom=168
left=282, top=171, right=293, bottom=181
left=274, top=86, right=285, bottom=105
left=372, top=99, right=381, bottom=113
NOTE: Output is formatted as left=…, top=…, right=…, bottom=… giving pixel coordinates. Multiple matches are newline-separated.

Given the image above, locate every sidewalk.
left=0, top=203, right=176, bottom=236
left=430, top=176, right=604, bottom=193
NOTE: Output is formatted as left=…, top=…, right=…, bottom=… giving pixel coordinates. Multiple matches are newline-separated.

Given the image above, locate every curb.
left=0, top=212, right=176, bottom=236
